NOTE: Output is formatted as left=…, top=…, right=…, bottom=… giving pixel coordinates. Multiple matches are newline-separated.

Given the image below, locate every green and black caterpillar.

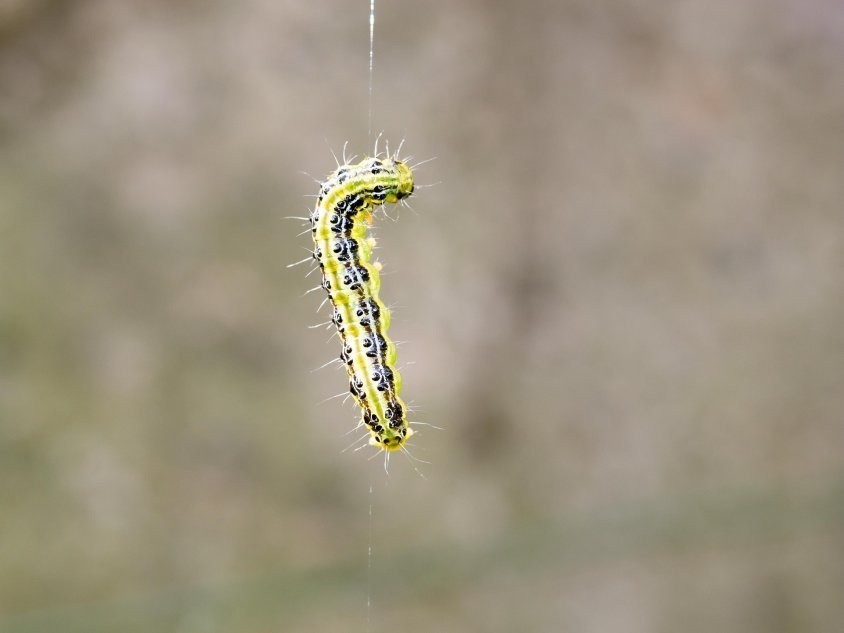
left=307, top=152, right=414, bottom=452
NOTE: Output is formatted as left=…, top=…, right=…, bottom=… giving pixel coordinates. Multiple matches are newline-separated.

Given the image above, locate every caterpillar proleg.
left=305, top=150, right=415, bottom=452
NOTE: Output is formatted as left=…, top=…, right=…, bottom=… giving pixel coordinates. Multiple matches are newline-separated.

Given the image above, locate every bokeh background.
left=1, top=1, right=843, bottom=632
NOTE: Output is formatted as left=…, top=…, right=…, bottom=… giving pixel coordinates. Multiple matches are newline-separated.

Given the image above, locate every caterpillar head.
left=361, top=157, right=414, bottom=203
left=390, top=159, right=414, bottom=201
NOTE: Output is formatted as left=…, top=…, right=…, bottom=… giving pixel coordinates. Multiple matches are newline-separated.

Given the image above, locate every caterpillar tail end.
left=370, top=426, right=414, bottom=452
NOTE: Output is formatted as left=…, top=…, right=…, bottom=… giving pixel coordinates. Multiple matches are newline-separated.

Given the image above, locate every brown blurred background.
left=1, top=1, right=843, bottom=632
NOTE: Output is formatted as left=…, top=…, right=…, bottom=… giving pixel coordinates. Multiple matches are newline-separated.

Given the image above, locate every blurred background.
left=1, top=1, right=843, bottom=631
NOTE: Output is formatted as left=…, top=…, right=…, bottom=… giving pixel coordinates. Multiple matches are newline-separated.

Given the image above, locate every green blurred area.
left=1, top=1, right=842, bottom=632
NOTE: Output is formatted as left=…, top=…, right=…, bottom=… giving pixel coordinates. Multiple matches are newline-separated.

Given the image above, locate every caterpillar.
left=304, top=150, right=415, bottom=453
